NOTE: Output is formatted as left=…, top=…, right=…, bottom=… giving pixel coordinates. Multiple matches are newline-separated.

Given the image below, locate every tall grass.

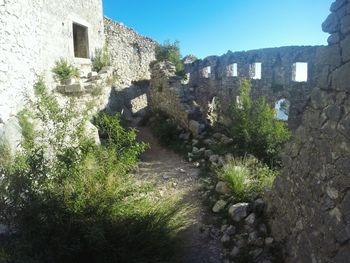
left=0, top=78, right=191, bottom=263
left=218, top=156, right=278, bottom=202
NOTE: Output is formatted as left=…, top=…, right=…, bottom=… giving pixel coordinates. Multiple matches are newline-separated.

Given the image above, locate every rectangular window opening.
left=73, top=23, right=89, bottom=59
left=292, top=62, right=308, bottom=82
left=227, top=63, right=238, bottom=77
left=203, top=66, right=211, bottom=78
left=250, top=62, right=262, bottom=80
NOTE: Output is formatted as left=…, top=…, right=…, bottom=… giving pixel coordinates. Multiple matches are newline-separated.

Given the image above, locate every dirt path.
left=136, top=126, right=223, bottom=263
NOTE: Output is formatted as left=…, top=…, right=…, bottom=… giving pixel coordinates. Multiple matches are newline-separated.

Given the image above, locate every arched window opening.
left=275, top=98, right=290, bottom=121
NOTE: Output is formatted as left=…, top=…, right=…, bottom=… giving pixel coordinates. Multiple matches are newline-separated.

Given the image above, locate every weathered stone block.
left=330, top=0, right=348, bottom=12
left=212, top=200, right=227, bottom=213
left=228, top=203, right=249, bottom=222
left=85, top=121, right=100, bottom=145
left=322, top=13, right=340, bottom=33
left=337, top=113, right=350, bottom=138
left=64, top=83, right=83, bottom=93
left=331, top=62, right=350, bottom=90
left=310, top=89, right=329, bottom=110
left=189, top=120, right=200, bottom=137
left=341, top=15, right=350, bottom=34
left=316, top=46, right=341, bottom=70
left=340, top=35, right=350, bottom=62
left=325, top=105, right=342, bottom=121
left=342, top=191, right=350, bottom=223
left=88, top=71, right=98, bottom=78
left=328, top=33, right=341, bottom=45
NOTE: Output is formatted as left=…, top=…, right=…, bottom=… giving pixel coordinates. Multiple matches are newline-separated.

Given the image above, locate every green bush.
left=52, top=58, right=80, bottom=83
left=0, top=79, right=190, bottom=263
left=218, top=156, right=278, bottom=202
left=92, top=46, right=111, bottom=72
left=148, top=111, right=188, bottom=154
left=154, top=40, right=185, bottom=78
left=228, top=79, right=291, bottom=165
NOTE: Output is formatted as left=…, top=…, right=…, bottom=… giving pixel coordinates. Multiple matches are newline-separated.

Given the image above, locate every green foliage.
left=17, top=110, right=35, bottom=150
left=93, top=112, right=148, bottom=174
left=52, top=58, right=80, bottom=83
left=155, top=40, right=185, bottom=78
left=218, top=156, right=278, bottom=202
left=0, top=79, right=190, bottom=263
left=92, top=46, right=111, bottom=72
left=148, top=111, right=188, bottom=154
left=279, top=99, right=290, bottom=116
left=229, top=79, right=291, bottom=165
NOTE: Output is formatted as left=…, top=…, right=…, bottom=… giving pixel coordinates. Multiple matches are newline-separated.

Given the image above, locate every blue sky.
left=103, top=0, right=333, bottom=59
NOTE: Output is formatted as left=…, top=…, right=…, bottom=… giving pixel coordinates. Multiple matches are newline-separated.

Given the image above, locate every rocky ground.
left=136, top=126, right=224, bottom=263
left=134, top=125, right=281, bottom=263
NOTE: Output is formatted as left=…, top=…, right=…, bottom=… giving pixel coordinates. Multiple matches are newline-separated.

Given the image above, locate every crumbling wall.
left=0, top=0, right=104, bottom=124
left=149, top=62, right=191, bottom=127
left=267, top=0, right=350, bottom=262
left=104, top=17, right=157, bottom=85
left=104, top=17, right=157, bottom=116
left=185, top=45, right=326, bottom=130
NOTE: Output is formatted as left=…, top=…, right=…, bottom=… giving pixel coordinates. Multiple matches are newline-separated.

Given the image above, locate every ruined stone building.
left=0, top=0, right=105, bottom=123
left=0, top=0, right=350, bottom=262
left=0, top=0, right=156, bottom=150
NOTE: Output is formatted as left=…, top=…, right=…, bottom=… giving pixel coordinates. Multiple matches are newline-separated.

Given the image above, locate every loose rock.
left=228, top=203, right=249, bottom=222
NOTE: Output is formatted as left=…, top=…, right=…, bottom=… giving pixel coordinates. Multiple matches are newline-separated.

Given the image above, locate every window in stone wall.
left=275, top=98, right=290, bottom=121
left=73, top=23, right=89, bottom=58
left=250, top=62, right=262, bottom=80
left=292, top=62, right=308, bottom=82
left=203, top=66, right=211, bottom=78
left=227, top=63, right=238, bottom=77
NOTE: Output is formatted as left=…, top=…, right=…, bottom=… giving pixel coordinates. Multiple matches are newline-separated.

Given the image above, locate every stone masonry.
left=185, top=46, right=326, bottom=130
left=267, top=0, right=350, bottom=262
left=0, top=0, right=105, bottom=124
left=0, top=2, right=157, bottom=150
left=103, top=17, right=157, bottom=117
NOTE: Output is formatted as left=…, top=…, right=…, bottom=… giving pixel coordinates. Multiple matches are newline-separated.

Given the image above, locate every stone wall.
left=0, top=0, right=104, bottom=124
left=185, top=45, right=326, bottom=130
left=0, top=1, right=158, bottom=151
left=267, top=0, right=350, bottom=262
left=104, top=17, right=157, bottom=85
left=104, top=17, right=157, bottom=116
left=149, top=62, right=195, bottom=129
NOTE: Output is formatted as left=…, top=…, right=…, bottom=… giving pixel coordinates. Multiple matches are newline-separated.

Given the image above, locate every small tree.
left=52, top=58, right=80, bottom=83
left=92, top=45, right=111, bottom=72
left=154, top=40, right=185, bottom=77
left=229, top=79, right=291, bottom=165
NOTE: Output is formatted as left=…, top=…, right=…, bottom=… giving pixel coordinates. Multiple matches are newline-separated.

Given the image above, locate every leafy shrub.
left=93, top=112, right=148, bottom=174
left=52, top=58, right=80, bottom=83
left=148, top=110, right=188, bottom=154
left=92, top=46, right=111, bottom=72
left=154, top=40, right=185, bottom=78
left=218, top=156, right=278, bottom=202
left=228, top=79, right=291, bottom=165
left=0, top=79, right=190, bottom=263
